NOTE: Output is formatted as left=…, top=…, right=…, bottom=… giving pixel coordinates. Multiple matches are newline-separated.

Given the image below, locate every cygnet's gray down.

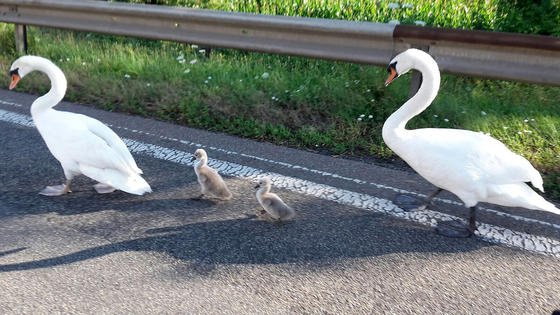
left=255, top=177, right=295, bottom=221
left=191, top=148, right=232, bottom=200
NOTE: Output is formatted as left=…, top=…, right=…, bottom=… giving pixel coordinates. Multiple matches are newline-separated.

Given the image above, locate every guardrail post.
left=15, top=24, right=28, bottom=53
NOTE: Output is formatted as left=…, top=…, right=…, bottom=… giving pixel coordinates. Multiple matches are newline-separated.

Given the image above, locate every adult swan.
left=9, top=56, right=152, bottom=196
left=383, top=48, right=559, bottom=238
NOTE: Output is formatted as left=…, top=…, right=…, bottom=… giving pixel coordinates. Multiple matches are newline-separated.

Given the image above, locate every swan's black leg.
left=435, top=206, right=477, bottom=238
left=394, top=188, right=443, bottom=211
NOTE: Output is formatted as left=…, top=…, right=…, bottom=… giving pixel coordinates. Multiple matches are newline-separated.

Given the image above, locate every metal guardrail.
left=0, top=0, right=559, bottom=86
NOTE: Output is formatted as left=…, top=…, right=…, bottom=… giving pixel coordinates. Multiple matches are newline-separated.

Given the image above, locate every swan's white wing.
left=80, top=115, right=142, bottom=174
left=40, top=111, right=138, bottom=175
left=403, top=128, right=542, bottom=189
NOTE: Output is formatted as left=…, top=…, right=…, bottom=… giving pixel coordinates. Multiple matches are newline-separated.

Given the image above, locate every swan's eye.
left=386, top=62, right=397, bottom=74
left=8, top=68, right=19, bottom=76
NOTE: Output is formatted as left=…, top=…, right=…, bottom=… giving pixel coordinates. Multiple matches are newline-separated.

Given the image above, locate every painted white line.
left=111, top=124, right=560, bottom=231
left=3, top=99, right=558, bottom=231
left=1, top=108, right=559, bottom=257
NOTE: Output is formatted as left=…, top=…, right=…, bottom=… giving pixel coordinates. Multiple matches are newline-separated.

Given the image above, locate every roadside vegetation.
left=0, top=0, right=559, bottom=198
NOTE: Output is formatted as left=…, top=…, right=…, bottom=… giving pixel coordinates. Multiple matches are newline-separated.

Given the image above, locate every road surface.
left=0, top=90, right=559, bottom=313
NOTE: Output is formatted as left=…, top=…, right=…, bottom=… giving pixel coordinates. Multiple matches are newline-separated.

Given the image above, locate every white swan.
left=9, top=56, right=151, bottom=196
left=383, top=48, right=559, bottom=237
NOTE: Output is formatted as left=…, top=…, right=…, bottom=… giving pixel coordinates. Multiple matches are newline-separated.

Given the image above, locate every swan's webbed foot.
left=435, top=206, right=477, bottom=238
left=394, top=189, right=443, bottom=211
left=93, top=183, right=116, bottom=194
left=39, top=184, right=71, bottom=196
left=435, top=220, right=475, bottom=238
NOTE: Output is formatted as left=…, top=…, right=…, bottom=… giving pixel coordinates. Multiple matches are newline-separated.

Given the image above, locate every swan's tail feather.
left=80, top=165, right=152, bottom=195
left=487, top=183, right=559, bottom=216
left=535, top=198, right=560, bottom=215
left=530, top=170, right=545, bottom=193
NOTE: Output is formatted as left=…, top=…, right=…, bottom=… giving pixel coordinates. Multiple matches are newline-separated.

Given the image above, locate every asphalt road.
left=0, top=89, right=559, bottom=314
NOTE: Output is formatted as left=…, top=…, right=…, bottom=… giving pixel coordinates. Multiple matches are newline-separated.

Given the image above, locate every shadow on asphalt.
left=0, top=206, right=489, bottom=272
left=0, top=124, right=490, bottom=273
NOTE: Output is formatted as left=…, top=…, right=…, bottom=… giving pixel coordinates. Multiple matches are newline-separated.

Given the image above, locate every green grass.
left=120, top=0, right=560, bottom=36
left=0, top=0, right=559, bottom=199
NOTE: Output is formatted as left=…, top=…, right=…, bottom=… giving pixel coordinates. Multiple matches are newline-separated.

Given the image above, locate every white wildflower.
left=124, top=74, right=131, bottom=79
left=261, top=72, right=270, bottom=79
left=388, top=3, right=400, bottom=9
left=176, top=54, right=185, bottom=61
left=433, top=114, right=438, bottom=118
left=368, top=115, right=373, bottom=119
left=146, top=83, right=151, bottom=87
left=204, top=80, right=208, bottom=84
left=178, top=59, right=186, bottom=64
left=523, top=119, right=529, bottom=123
left=191, top=44, right=199, bottom=49
left=357, top=117, right=363, bottom=121
left=198, top=49, right=206, bottom=54
left=402, top=3, right=413, bottom=8
left=184, top=68, right=191, bottom=74
left=360, top=114, right=365, bottom=118
left=82, top=62, right=86, bottom=66
left=207, top=76, right=212, bottom=80
left=444, top=118, right=449, bottom=122
left=481, top=111, right=487, bottom=116
left=189, top=59, right=197, bottom=65
left=414, top=20, right=427, bottom=26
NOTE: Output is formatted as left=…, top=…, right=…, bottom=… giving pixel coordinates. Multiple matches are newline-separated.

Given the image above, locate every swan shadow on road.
left=0, top=207, right=489, bottom=273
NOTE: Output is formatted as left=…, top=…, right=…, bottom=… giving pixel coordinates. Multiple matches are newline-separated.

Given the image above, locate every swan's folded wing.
left=81, top=115, right=143, bottom=174
left=408, top=129, right=542, bottom=188
left=469, top=136, right=543, bottom=188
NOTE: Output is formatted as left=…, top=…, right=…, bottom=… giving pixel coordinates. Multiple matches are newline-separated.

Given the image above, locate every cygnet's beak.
left=9, top=69, right=20, bottom=90
left=385, top=62, right=398, bottom=86
left=254, top=183, right=260, bottom=189
left=190, top=156, right=197, bottom=162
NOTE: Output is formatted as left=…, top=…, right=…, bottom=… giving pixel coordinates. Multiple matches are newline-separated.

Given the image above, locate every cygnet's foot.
left=191, top=194, right=206, bottom=201
left=393, top=194, right=430, bottom=211
left=93, top=183, right=116, bottom=194
left=255, top=208, right=269, bottom=219
left=39, top=184, right=71, bottom=196
left=435, top=220, right=475, bottom=238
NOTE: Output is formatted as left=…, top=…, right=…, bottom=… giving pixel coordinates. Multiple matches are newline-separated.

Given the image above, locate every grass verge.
left=0, top=24, right=559, bottom=199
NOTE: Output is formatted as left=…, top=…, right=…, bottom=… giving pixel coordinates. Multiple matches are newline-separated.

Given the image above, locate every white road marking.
left=2, top=99, right=559, bottom=230
left=0, top=107, right=559, bottom=257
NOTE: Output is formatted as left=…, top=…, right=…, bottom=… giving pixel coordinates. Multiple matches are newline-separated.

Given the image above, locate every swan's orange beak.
left=9, top=73, right=20, bottom=90
left=385, top=66, right=398, bottom=86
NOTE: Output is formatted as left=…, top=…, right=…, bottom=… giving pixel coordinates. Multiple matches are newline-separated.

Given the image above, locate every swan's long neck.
left=30, top=60, right=67, bottom=118
left=382, top=57, right=440, bottom=142
left=257, top=184, right=271, bottom=196
left=195, top=157, right=207, bottom=169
